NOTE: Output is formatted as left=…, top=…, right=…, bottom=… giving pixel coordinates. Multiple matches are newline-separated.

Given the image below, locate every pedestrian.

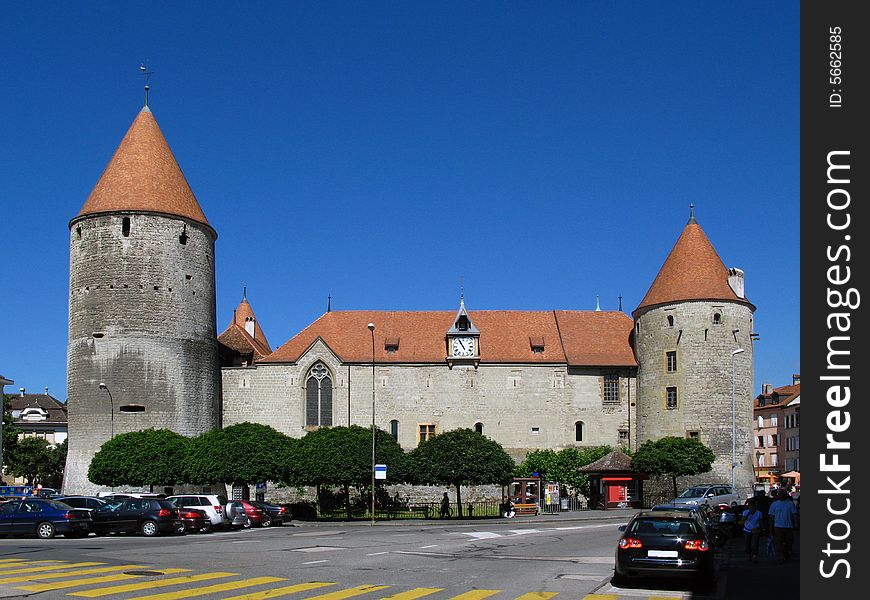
left=741, top=499, right=762, bottom=562
left=768, top=488, right=798, bottom=562
left=754, top=489, right=771, bottom=535
left=440, top=492, right=450, bottom=519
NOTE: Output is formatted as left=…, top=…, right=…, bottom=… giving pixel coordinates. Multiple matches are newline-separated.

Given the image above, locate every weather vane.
left=139, top=64, right=154, bottom=107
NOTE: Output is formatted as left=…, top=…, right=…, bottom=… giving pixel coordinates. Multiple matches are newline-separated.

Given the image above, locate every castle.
left=62, top=106, right=757, bottom=497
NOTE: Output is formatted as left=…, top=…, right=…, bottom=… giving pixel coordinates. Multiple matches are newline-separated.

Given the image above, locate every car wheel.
left=261, top=516, right=272, bottom=527
left=611, top=572, right=629, bottom=587
left=36, top=522, right=56, bottom=539
left=141, top=520, right=160, bottom=537
left=243, top=517, right=252, bottom=529
left=200, top=523, right=213, bottom=534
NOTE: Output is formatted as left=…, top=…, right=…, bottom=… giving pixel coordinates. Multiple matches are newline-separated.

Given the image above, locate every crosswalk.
left=0, top=558, right=687, bottom=600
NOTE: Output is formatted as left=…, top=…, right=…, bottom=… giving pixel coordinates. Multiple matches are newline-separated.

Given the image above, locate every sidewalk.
left=292, top=508, right=636, bottom=527
left=719, top=529, right=799, bottom=598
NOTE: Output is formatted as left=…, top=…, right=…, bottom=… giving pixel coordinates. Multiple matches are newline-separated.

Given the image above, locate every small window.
left=76, top=226, right=82, bottom=240
left=529, top=337, right=545, bottom=353
left=418, top=424, right=436, bottom=444
left=687, top=430, right=699, bottom=439
left=531, top=426, right=540, bottom=435
left=666, top=351, right=677, bottom=373
left=390, top=419, right=399, bottom=440
left=575, top=421, right=584, bottom=442
left=384, top=337, right=400, bottom=353
left=474, top=422, right=483, bottom=434
left=666, top=387, right=678, bottom=410
left=618, top=430, right=629, bottom=444
left=635, top=322, right=640, bottom=334
left=713, top=312, right=722, bottom=325
left=122, top=217, right=131, bottom=237
left=667, top=315, right=674, bottom=327
left=179, top=226, right=188, bottom=245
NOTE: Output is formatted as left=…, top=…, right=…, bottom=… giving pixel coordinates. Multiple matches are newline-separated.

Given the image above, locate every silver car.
left=673, top=484, right=739, bottom=507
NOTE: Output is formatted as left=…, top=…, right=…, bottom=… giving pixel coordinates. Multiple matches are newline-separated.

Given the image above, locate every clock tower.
left=446, top=294, right=480, bottom=368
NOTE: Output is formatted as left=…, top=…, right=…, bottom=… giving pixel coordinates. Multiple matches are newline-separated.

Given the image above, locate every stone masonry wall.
left=64, top=213, right=220, bottom=494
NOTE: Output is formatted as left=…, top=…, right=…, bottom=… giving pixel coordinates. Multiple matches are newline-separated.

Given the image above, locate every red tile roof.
left=259, top=310, right=637, bottom=367
left=74, top=107, right=212, bottom=231
left=754, top=382, right=800, bottom=408
left=218, top=298, right=272, bottom=360
left=634, top=221, right=752, bottom=314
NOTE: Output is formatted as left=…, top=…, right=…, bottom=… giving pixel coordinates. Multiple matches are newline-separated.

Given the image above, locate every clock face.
left=452, top=337, right=474, bottom=357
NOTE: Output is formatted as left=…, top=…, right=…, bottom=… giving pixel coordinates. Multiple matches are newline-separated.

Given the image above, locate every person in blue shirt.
left=741, top=499, right=763, bottom=562
left=768, top=489, right=798, bottom=562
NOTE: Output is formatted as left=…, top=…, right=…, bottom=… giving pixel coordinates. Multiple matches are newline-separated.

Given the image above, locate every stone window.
left=667, top=315, right=674, bottom=327
left=574, top=421, right=584, bottom=442
left=618, top=429, right=629, bottom=444
left=122, top=217, right=131, bottom=237
left=390, top=419, right=399, bottom=440
left=687, top=430, right=699, bottom=439
left=418, top=423, right=436, bottom=444
left=713, top=312, right=722, bottom=325
left=666, top=386, right=678, bottom=410
left=305, top=362, right=333, bottom=427
left=603, top=374, right=619, bottom=404
left=474, top=422, right=483, bottom=434
left=666, top=351, right=677, bottom=373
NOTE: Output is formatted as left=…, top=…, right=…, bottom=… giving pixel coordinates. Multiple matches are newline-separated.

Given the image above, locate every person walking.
left=768, top=488, right=798, bottom=562
left=741, top=499, right=763, bottom=562
left=440, top=492, right=451, bottom=519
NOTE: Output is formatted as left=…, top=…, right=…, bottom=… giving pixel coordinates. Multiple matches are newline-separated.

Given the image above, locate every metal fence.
left=288, top=500, right=508, bottom=521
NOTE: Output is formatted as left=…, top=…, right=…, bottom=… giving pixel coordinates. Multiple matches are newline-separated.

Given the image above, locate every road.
left=0, top=512, right=737, bottom=600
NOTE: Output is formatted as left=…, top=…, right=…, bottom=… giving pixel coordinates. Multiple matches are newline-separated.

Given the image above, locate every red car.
left=224, top=500, right=267, bottom=528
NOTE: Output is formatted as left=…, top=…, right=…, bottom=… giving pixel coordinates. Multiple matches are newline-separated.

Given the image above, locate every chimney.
left=19, top=387, right=25, bottom=397
left=762, top=383, right=773, bottom=395
left=792, top=374, right=800, bottom=385
left=44, top=387, right=49, bottom=395
left=245, top=318, right=255, bottom=339
left=728, top=268, right=745, bottom=299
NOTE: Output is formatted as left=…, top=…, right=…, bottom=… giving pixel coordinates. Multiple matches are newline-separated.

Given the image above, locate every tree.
left=288, top=425, right=406, bottom=519
left=1, top=394, right=20, bottom=481
left=186, top=422, right=294, bottom=490
left=407, top=428, right=515, bottom=517
left=88, top=429, right=190, bottom=489
left=5, top=436, right=55, bottom=484
left=516, top=446, right=613, bottom=497
left=630, top=436, right=715, bottom=498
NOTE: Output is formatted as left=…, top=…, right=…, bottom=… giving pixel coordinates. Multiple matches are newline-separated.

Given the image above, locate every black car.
left=0, top=498, right=92, bottom=539
left=614, top=511, right=716, bottom=586
left=90, top=498, right=183, bottom=537
left=55, top=496, right=108, bottom=512
left=249, top=501, right=289, bottom=527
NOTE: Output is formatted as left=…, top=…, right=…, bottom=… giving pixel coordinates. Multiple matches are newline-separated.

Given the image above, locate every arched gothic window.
left=390, top=419, right=399, bottom=440
left=474, top=422, right=483, bottom=434
left=575, top=421, right=585, bottom=442
left=305, top=362, right=333, bottom=427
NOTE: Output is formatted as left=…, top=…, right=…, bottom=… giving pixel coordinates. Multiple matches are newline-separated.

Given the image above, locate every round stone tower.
left=63, top=106, right=220, bottom=494
left=633, top=210, right=756, bottom=498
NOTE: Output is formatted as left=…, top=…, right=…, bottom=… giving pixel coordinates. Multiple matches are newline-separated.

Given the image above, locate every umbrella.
left=780, top=470, right=800, bottom=482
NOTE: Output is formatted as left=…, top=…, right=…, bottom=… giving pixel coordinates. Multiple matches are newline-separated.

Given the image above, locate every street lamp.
left=98, top=382, right=114, bottom=439
left=730, top=348, right=745, bottom=492
left=368, top=322, right=376, bottom=526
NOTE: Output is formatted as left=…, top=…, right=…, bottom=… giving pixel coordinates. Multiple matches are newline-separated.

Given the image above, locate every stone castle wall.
left=63, top=212, right=220, bottom=494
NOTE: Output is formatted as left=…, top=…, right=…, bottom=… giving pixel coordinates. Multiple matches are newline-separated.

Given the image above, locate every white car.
left=166, top=494, right=228, bottom=527
left=673, top=484, right=739, bottom=507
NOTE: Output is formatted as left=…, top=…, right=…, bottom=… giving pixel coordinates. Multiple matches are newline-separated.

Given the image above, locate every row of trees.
left=89, top=423, right=516, bottom=517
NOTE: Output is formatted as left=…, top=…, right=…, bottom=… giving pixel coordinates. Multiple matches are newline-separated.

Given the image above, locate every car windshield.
left=629, top=518, right=699, bottom=535
left=678, top=487, right=709, bottom=498
left=652, top=504, right=690, bottom=511
left=46, top=500, right=73, bottom=510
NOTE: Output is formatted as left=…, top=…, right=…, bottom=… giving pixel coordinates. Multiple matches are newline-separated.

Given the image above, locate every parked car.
left=177, top=507, right=212, bottom=533
left=166, top=495, right=227, bottom=529
left=651, top=503, right=729, bottom=546
left=249, top=501, right=289, bottom=526
left=90, top=498, right=183, bottom=537
left=54, top=496, right=108, bottom=512
left=224, top=500, right=267, bottom=528
left=0, top=498, right=92, bottom=539
left=614, top=510, right=716, bottom=586
left=673, top=484, right=739, bottom=507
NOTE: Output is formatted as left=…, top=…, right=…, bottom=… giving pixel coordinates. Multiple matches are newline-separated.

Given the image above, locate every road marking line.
left=293, top=546, right=346, bottom=553
left=508, top=530, right=541, bottom=536
left=69, top=572, right=238, bottom=597
left=380, top=588, right=444, bottom=600
left=513, top=593, right=558, bottom=600
left=0, top=562, right=104, bottom=575
left=461, top=532, right=502, bottom=540
left=367, top=552, right=389, bottom=556
left=16, top=574, right=142, bottom=592
left=223, top=581, right=336, bottom=600
left=419, top=545, right=439, bottom=549
left=128, top=577, right=289, bottom=600
left=0, top=565, right=151, bottom=584
left=302, top=584, right=391, bottom=600
left=0, top=559, right=63, bottom=565
left=446, top=590, right=500, bottom=600
left=304, top=561, right=329, bottom=565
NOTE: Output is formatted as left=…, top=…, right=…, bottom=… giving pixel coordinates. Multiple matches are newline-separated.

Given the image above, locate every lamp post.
left=730, top=348, right=745, bottom=491
left=368, top=322, right=376, bottom=526
left=98, top=382, right=114, bottom=439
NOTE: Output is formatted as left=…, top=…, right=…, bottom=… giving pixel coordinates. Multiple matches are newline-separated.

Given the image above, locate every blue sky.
left=1, top=1, right=799, bottom=400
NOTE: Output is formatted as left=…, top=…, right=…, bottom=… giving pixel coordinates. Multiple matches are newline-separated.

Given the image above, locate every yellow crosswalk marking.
left=130, top=576, right=288, bottom=599
left=446, top=591, right=501, bottom=600
left=514, top=594, right=558, bottom=600
left=299, top=585, right=392, bottom=600
left=0, top=565, right=162, bottom=584
left=380, top=588, right=444, bottom=600
left=582, top=595, right=618, bottom=600
left=69, top=572, right=239, bottom=597
left=223, top=581, right=337, bottom=600
left=0, top=562, right=103, bottom=575
left=17, top=574, right=142, bottom=592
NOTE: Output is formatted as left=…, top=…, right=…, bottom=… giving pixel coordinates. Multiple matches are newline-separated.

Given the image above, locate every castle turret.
left=633, top=209, right=756, bottom=496
left=63, top=106, right=220, bottom=494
